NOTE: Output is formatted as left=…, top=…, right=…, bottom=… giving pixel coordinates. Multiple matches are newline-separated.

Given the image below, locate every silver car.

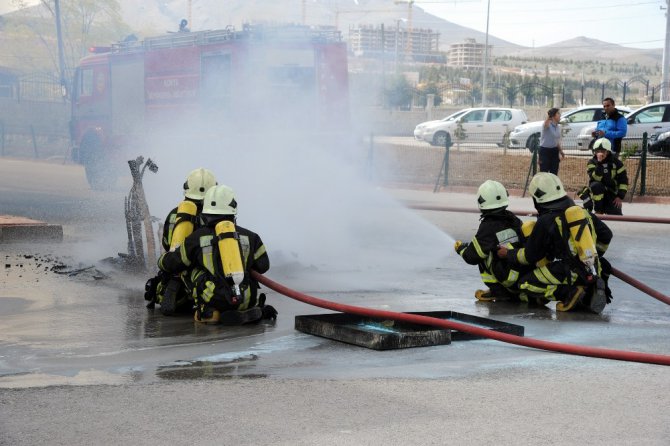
left=414, top=107, right=528, bottom=147
left=577, top=101, right=670, bottom=151
left=509, top=105, right=632, bottom=150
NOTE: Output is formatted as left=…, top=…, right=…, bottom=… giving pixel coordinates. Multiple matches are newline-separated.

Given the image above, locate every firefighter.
left=157, top=184, right=276, bottom=325
left=454, top=180, right=527, bottom=302
left=145, top=168, right=217, bottom=315
left=581, top=138, right=629, bottom=215
left=498, top=173, right=613, bottom=313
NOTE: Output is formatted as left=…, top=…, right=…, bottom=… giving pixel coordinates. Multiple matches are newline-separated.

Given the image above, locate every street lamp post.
left=662, top=0, right=670, bottom=101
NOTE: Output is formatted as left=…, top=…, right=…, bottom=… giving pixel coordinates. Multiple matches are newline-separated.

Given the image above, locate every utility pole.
left=302, top=0, right=307, bottom=25
left=395, top=19, right=402, bottom=73
left=481, top=0, right=490, bottom=106
left=662, top=0, right=670, bottom=101
left=54, top=0, right=67, bottom=99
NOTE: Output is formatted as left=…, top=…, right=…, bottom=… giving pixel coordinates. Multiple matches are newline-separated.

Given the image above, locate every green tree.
left=385, top=75, right=413, bottom=110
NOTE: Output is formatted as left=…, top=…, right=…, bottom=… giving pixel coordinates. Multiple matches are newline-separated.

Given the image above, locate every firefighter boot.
left=219, top=307, right=263, bottom=326
left=194, top=307, right=221, bottom=324
left=160, top=277, right=181, bottom=316
left=586, top=278, right=608, bottom=314
left=475, top=289, right=496, bottom=302
left=556, top=286, right=586, bottom=312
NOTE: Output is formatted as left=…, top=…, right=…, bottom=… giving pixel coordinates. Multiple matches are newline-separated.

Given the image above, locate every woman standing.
left=538, top=107, right=565, bottom=175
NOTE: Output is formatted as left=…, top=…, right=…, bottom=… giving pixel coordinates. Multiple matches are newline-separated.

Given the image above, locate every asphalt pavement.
left=1, top=158, right=669, bottom=445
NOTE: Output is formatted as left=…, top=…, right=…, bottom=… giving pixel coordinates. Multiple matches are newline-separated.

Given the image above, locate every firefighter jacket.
left=595, top=109, right=627, bottom=154
left=458, top=210, right=525, bottom=285
left=158, top=223, right=269, bottom=310
left=506, top=200, right=613, bottom=269
left=587, top=154, right=629, bottom=200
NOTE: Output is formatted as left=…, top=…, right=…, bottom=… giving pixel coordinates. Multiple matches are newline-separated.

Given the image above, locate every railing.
left=0, top=122, right=70, bottom=161
left=366, top=132, right=670, bottom=197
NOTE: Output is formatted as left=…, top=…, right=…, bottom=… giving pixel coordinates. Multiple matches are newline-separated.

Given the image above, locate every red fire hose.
left=611, top=267, right=670, bottom=306
left=252, top=271, right=670, bottom=366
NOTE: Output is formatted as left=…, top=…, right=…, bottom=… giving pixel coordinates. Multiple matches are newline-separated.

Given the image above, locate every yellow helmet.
left=183, top=168, right=217, bottom=200
left=203, top=184, right=237, bottom=216
left=593, top=138, right=612, bottom=152
left=529, top=172, right=566, bottom=204
left=477, top=180, right=509, bottom=210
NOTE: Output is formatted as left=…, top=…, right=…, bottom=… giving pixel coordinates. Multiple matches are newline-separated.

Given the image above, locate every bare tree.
left=4, top=0, right=128, bottom=81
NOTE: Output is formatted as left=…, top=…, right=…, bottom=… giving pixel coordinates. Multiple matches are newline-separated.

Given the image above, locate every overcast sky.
left=419, top=0, right=667, bottom=50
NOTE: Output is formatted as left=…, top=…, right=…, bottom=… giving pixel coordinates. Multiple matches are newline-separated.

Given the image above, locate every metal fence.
left=366, top=133, right=670, bottom=197
left=16, top=73, right=67, bottom=102
left=0, top=122, right=70, bottom=161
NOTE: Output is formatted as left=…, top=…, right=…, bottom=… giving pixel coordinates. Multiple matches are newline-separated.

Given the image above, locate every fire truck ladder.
left=111, top=24, right=342, bottom=54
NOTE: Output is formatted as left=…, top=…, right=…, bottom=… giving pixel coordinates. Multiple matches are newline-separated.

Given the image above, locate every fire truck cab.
left=70, top=24, right=349, bottom=188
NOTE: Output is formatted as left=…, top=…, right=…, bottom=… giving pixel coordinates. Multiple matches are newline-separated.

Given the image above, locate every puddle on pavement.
left=156, top=355, right=266, bottom=380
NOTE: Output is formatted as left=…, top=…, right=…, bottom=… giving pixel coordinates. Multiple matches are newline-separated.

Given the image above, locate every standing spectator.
left=592, top=97, right=627, bottom=156
left=538, top=108, right=564, bottom=175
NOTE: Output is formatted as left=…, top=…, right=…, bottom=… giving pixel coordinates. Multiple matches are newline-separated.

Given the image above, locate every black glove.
left=144, top=272, right=165, bottom=308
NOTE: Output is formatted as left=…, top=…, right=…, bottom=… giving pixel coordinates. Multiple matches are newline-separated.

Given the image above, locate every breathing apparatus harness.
left=556, top=205, right=607, bottom=302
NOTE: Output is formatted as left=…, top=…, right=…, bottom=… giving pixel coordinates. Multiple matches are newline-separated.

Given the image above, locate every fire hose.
left=251, top=271, right=670, bottom=366
left=611, top=267, right=670, bottom=306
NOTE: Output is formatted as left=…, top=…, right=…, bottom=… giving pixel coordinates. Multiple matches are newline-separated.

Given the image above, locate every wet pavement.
left=1, top=158, right=670, bottom=444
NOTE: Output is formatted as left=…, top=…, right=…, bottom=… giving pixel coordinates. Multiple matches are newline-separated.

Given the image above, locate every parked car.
left=649, top=126, right=670, bottom=157
left=413, top=107, right=528, bottom=147
left=509, top=105, right=632, bottom=151
left=577, top=101, right=670, bottom=151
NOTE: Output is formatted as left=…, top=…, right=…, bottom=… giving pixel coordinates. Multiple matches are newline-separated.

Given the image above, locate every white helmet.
left=593, top=138, right=612, bottom=152
left=183, top=168, right=217, bottom=200
left=529, top=172, right=566, bottom=204
left=202, top=184, right=237, bottom=216
left=477, top=180, right=509, bottom=210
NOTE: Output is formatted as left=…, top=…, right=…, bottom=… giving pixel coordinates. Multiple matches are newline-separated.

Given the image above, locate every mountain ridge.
left=2, top=0, right=662, bottom=66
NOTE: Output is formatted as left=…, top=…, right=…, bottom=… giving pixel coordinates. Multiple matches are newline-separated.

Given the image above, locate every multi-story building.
left=348, top=25, right=441, bottom=61
left=447, top=38, right=492, bottom=69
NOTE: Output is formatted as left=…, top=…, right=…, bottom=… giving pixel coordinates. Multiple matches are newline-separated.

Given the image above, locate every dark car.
left=649, top=127, right=670, bottom=157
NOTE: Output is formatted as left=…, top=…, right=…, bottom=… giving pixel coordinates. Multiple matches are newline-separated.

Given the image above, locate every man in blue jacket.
left=591, top=97, right=627, bottom=156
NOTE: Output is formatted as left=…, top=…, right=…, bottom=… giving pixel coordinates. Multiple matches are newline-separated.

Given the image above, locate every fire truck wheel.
left=80, top=136, right=113, bottom=190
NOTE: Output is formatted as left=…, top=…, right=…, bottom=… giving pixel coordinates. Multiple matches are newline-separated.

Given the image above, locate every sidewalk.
left=385, top=184, right=670, bottom=219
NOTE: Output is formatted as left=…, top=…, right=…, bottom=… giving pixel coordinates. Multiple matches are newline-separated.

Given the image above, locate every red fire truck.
left=69, top=24, right=350, bottom=188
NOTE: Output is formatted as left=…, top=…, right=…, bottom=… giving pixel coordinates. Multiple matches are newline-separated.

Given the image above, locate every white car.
left=577, top=101, right=670, bottom=151
left=414, top=107, right=528, bottom=147
left=509, top=105, right=632, bottom=151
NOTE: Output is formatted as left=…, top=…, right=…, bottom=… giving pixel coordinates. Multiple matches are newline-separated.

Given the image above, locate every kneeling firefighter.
left=157, top=184, right=277, bottom=324
left=454, top=180, right=528, bottom=302
left=497, top=172, right=613, bottom=313
left=145, top=167, right=218, bottom=315
left=581, top=137, right=629, bottom=215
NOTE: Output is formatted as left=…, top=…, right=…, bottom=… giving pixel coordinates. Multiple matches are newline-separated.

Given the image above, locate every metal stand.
left=433, top=141, right=450, bottom=193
